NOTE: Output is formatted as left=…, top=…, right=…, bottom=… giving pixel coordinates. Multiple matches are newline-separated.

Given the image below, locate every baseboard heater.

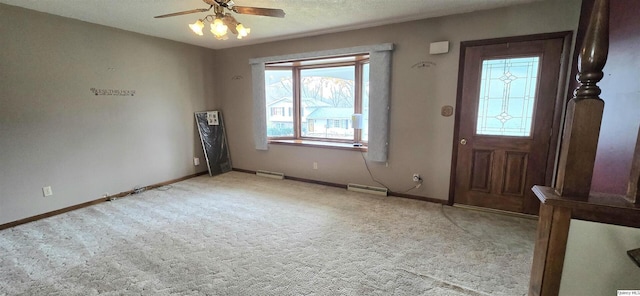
left=347, top=183, right=388, bottom=196
left=256, top=170, right=285, bottom=180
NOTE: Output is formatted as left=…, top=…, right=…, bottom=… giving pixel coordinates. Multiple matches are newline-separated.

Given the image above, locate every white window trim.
left=250, top=43, right=393, bottom=162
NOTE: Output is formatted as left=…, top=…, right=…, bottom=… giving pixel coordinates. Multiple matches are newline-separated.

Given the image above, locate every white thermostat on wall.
left=207, top=111, right=219, bottom=126
left=429, top=41, right=450, bottom=55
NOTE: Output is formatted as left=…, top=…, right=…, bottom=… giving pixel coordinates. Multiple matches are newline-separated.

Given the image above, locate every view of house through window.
left=265, top=55, right=369, bottom=144
left=265, top=69, right=294, bottom=137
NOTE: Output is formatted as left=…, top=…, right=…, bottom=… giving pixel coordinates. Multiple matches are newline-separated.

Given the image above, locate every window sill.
left=269, top=139, right=368, bottom=151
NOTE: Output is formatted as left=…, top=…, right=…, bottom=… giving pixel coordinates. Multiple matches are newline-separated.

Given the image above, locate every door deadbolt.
left=460, top=138, right=467, bottom=145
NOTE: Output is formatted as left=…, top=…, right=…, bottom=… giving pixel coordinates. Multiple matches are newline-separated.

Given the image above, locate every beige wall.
left=0, top=0, right=582, bottom=225
left=215, top=0, right=582, bottom=201
left=0, top=4, right=216, bottom=224
left=560, top=220, right=640, bottom=295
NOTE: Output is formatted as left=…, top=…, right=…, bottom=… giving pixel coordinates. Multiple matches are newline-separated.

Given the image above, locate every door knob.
left=460, top=138, right=467, bottom=145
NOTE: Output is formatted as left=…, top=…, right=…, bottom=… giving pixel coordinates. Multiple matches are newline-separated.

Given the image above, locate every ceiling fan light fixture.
left=189, top=19, right=205, bottom=36
left=157, top=0, right=284, bottom=41
left=210, top=17, right=229, bottom=40
left=213, top=32, right=229, bottom=40
left=236, top=23, right=250, bottom=39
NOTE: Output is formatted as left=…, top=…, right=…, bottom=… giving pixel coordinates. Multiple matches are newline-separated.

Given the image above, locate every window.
left=265, top=70, right=294, bottom=137
left=265, top=55, right=369, bottom=144
left=476, top=57, right=540, bottom=137
left=270, top=107, right=285, bottom=116
left=250, top=43, right=393, bottom=161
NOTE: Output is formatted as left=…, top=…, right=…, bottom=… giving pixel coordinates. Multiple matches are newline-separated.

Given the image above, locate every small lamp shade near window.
left=352, top=114, right=363, bottom=129
left=352, top=113, right=363, bottom=147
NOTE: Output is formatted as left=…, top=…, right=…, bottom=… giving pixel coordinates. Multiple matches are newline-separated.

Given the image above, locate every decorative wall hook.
left=411, top=61, right=436, bottom=69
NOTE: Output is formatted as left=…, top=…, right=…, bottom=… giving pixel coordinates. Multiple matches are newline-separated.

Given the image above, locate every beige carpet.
left=0, top=171, right=536, bottom=295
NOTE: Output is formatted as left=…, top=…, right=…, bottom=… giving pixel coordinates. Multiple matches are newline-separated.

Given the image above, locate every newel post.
left=555, top=0, right=609, bottom=197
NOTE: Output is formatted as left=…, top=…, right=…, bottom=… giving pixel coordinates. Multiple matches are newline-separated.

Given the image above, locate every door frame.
left=447, top=31, right=574, bottom=209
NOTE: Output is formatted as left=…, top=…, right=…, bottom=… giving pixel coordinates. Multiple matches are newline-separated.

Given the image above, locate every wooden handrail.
left=529, top=0, right=618, bottom=295
left=529, top=0, right=640, bottom=292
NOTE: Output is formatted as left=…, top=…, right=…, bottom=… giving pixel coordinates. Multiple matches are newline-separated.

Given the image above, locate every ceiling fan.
left=154, top=0, right=285, bottom=40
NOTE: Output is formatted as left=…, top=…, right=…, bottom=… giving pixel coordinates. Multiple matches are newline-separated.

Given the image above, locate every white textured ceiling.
left=0, top=0, right=538, bottom=49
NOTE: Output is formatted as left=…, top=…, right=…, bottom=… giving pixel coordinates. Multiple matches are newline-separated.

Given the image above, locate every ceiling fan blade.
left=232, top=6, right=285, bottom=18
left=222, top=14, right=239, bottom=34
left=154, top=7, right=212, bottom=18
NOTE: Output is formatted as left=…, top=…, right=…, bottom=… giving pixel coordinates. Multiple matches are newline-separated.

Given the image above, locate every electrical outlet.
left=412, top=174, right=421, bottom=182
left=194, top=157, right=200, bottom=166
left=313, top=162, right=318, bottom=170
left=42, top=186, right=53, bottom=197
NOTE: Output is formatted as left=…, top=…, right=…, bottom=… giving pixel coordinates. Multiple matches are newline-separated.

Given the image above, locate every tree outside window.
left=265, top=55, right=369, bottom=144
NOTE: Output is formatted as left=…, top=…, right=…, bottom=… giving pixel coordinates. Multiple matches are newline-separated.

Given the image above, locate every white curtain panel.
left=366, top=49, right=392, bottom=162
left=251, top=62, right=268, bottom=150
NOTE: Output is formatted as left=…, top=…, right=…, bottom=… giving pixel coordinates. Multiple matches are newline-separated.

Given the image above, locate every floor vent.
left=347, top=183, right=388, bottom=196
left=256, top=170, right=285, bottom=180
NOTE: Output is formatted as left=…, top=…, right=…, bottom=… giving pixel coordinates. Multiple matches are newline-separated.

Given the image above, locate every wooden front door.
left=453, top=37, right=565, bottom=215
